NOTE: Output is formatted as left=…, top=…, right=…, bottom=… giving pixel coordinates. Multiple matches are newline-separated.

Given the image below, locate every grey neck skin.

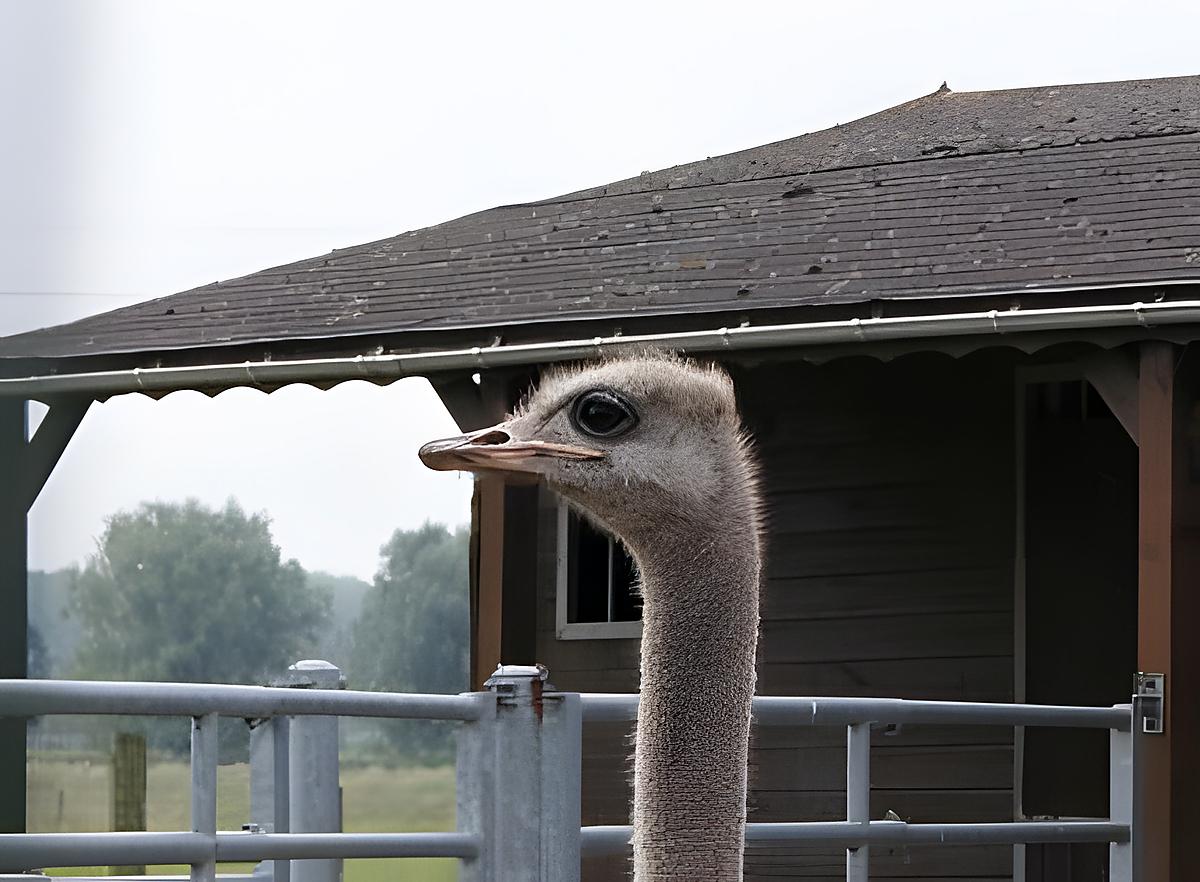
left=551, top=437, right=762, bottom=882
left=623, top=489, right=761, bottom=882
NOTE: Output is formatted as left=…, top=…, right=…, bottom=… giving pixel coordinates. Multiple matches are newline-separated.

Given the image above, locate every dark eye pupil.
left=581, top=399, right=624, bottom=433
left=573, top=391, right=636, bottom=437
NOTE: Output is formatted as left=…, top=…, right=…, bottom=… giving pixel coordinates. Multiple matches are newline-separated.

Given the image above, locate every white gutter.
left=3, top=298, right=1200, bottom=400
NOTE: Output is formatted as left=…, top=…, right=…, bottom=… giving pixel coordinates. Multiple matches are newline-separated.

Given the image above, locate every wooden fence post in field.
left=111, top=732, right=147, bottom=875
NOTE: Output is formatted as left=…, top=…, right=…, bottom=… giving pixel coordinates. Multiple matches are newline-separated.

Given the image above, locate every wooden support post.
left=111, top=732, right=148, bottom=875
left=473, top=475, right=506, bottom=690
left=0, top=396, right=90, bottom=833
left=431, top=371, right=527, bottom=689
left=0, top=399, right=27, bottom=834
left=468, top=478, right=541, bottom=687
left=431, top=370, right=541, bottom=688
left=1137, top=341, right=1200, bottom=881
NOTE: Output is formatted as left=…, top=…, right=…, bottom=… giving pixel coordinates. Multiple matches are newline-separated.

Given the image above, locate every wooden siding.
left=533, top=351, right=1019, bottom=881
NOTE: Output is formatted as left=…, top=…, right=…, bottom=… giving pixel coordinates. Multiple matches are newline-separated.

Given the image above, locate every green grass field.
left=28, top=752, right=457, bottom=882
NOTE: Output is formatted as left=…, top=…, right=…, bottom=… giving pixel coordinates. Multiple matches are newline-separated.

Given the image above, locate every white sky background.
left=3, top=0, right=1198, bottom=580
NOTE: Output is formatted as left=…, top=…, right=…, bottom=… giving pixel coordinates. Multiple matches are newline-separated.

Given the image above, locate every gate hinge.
left=1137, top=672, right=1165, bottom=734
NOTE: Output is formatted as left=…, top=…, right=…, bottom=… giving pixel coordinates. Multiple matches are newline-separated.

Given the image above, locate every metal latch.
left=1137, top=672, right=1165, bottom=734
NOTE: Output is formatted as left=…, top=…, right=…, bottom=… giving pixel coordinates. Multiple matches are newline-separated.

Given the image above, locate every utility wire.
left=0, top=291, right=144, bottom=298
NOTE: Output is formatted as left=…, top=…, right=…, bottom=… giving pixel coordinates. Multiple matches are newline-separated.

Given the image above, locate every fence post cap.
left=485, top=663, right=547, bottom=686
left=276, top=658, right=345, bottom=689
left=291, top=658, right=339, bottom=671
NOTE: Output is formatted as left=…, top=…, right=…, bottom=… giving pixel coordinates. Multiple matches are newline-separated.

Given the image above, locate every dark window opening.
left=565, top=509, right=640, bottom=624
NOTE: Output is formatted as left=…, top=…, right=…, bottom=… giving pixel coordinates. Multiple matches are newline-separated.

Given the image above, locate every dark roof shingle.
left=4, top=75, right=1199, bottom=361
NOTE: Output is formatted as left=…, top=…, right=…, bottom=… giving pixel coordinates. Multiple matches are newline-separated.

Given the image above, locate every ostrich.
left=420, top=352, right=763, bottom=882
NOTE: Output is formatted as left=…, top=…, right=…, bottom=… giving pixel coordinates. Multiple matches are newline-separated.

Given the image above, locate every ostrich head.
left=419, top=352, right=759, bottom=553
left=420, top=351, right=763, bottom=882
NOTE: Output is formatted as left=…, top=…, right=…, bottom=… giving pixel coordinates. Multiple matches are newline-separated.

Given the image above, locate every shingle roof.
left=4, top=74, right=1199, bottom=362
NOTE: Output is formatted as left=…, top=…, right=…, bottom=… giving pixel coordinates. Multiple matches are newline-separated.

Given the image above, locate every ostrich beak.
left=419, top=424, right=605, bottom=476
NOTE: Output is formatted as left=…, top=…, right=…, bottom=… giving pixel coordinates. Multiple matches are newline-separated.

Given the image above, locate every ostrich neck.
left=628, top=507, right=761, bottom=882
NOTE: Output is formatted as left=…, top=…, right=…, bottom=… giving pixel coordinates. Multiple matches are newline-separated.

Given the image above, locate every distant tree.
left=28, top=568, right=83, bottom=677
left=305, top=570, right=372, bottom=671
left=71, top=499, right=330, bottom=685
left=351, top=522, right=469, bottom=762
left=27, top=624, right=49, bottom=679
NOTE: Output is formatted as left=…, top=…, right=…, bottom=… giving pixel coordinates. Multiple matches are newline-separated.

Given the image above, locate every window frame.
left=554, top=500, right=642, bottom=641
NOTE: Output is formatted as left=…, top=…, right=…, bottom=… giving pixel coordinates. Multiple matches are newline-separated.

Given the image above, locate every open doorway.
left=1020, top=378, right=1138, bottom=881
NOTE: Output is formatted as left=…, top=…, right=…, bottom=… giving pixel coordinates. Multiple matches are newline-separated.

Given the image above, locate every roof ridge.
left=515, top=128, right=1200, bottom=213
left=951, top=71, right=1200, bottom=97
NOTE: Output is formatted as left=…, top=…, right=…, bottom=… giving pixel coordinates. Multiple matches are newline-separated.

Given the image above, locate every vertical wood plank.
left=1168, top=345, right=1200, bottom=882
left=468, top=479, right=483, bottom=690
left=459, top=368, right=539, bottom=689
left=1137, top=340, right=1200, bottom=882
left=474, top=474, right=506, bottom=689
left=430, top=370, right=513, bottom=691
left=474, top=371, right=522, bottom=690
left=1137, top=342, right=1173, bottom=882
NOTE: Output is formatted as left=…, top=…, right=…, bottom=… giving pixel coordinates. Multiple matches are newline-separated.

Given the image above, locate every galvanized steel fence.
left=0, top=661, right=1142, bottom=882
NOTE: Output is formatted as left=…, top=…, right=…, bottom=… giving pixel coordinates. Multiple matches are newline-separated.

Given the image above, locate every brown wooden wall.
left=533, top=351, right=1019, bottom=881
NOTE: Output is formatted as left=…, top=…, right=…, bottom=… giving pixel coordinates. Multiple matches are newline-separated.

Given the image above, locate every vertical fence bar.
left=1109, top=703, right=1134, bottom=882
left=274, top=716, right=291, bottom=882
left=285, top=661, right=342, bottom=882
left=459, top=664, right=573, bottom=881
left=191, top=713, right=219, bottom=882
left=249, top=718, right=271, bottom=879
left=1131, top=694, right=1149, bottom=881
left=541, top=692, right=582, bottom=882
left=487, top=667, right=542, bottom=879
left=249, top=715, right=291, bottom=882
left=457, top=691, right=497, bottom=882
left=846, top=722, right=870, bottom=882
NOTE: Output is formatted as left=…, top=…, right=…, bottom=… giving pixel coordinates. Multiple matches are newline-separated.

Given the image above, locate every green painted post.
left=0, top=398, right=27, bottom=833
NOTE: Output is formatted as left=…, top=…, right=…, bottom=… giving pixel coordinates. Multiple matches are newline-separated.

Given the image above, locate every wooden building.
left=3, top=75, right=1200, bottom=881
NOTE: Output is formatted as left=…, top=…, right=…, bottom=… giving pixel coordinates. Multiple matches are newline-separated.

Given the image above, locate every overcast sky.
left=4, top=0, right=1198, bottom=580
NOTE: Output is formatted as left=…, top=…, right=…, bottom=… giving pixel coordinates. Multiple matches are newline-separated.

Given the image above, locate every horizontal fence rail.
left=580, top=692, right=1138, bottom=882
left=580, top=692, right=1132, bottom=729
left=0, top=832, right=480, bottom=865
left=0, top=678, right=480, bottom=721
left=581, top=820, right=1131, bottom=857
left=0, top=665, right=1141, bottom=882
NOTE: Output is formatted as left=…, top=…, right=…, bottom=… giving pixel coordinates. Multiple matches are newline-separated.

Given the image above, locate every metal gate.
left=0, top=662, right=1145, bottom=881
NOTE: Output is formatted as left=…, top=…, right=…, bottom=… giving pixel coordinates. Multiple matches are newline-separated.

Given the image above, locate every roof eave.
left=4, top=296, right=1200, bottom=403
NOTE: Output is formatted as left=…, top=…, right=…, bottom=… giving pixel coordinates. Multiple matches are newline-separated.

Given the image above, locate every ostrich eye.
left=571, top=390, right=638, bottom=438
